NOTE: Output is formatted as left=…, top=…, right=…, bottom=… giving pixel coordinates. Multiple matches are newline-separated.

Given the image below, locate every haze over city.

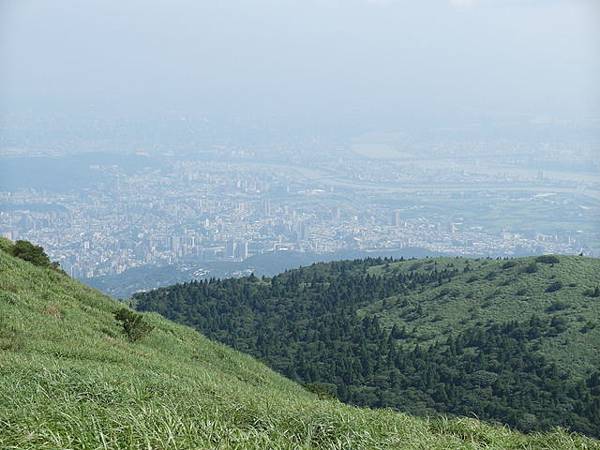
left=1, top=0, right=599, bottom=296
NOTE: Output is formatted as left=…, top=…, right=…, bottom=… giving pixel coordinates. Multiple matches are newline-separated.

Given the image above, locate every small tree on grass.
left=10, top=240, right=64, bottom=273
left=545, top=281, right=563, bottom=293
left=114, top=308, right=154, bottom=342
left=11, top=240, right=52, bottom=267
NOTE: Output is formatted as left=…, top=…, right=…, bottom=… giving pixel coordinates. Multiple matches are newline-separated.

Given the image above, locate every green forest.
left=135, top=255, right=600, bottom=437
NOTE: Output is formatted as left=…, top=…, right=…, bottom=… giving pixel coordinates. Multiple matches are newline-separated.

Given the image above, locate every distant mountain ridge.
left=4, top=238, right=599, bottom=448
left=134, top=255, right=600, bottom=437
left=86, top=247, right=441, bottom=298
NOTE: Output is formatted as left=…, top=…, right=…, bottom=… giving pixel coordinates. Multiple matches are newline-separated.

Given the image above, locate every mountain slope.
left=2, top=241, right=598, bottom=448
left=362, top=256, right=600, bottom=375
left=134, top=255, right=600, bottom=437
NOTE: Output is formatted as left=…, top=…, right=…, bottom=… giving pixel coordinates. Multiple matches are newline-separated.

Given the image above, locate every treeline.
left=134, top=261, right=600, bottom=436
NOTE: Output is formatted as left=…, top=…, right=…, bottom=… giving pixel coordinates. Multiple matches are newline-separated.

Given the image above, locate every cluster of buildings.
left=0, top=156, right=594, bottom=280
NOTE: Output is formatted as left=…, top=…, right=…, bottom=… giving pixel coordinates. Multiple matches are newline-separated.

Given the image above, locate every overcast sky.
left=1, top=0, right=598, bottom=129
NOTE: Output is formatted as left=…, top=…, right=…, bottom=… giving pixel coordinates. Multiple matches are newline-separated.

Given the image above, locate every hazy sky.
left=1, top=0, right=598, bottom=129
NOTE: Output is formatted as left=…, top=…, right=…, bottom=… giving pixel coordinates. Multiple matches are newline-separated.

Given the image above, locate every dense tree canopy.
left=135, top=257, right=600, bottom=437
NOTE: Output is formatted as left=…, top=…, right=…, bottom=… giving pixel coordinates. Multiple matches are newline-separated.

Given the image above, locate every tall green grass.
left=0, top=244, right=598, bottom=449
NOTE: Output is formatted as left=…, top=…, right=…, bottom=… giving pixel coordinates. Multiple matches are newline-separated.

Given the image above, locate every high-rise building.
left=235, top=241, right=249, bottom=260
left=394, top=210, right=402, bottom=227
left=262, top=199, right=271, bottom=216
left=226, top=240, right=235, bottom=258
left=294, top=220, right=308, bottom=241
left=170, top=236, right=181, bottom=252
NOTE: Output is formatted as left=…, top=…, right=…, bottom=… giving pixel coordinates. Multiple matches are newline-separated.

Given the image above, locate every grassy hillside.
left=3, top=242, right=598, bottom=448
left=362, top=256, right=600, bottom=376
left=134, top=255, right=600, bottom=437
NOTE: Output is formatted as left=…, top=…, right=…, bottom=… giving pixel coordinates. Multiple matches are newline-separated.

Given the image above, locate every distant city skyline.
left=1, top=140, right=597, bottom=297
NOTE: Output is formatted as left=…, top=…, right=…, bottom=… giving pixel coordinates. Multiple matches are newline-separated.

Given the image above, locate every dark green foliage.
left=501, top=261, right=517, bottom=270
left=550, top=316, right=569, bottom=334
left=581, top=321, right=596, bottom=334
left=114, top=308, right=153, bottom=342
left=536, top=255, right=560, bottom=264
left=135, top=257, right=600, bottom=437
left=11, top=240, right=53, bottom=267
left=303, top=382, right=338, bottom=399
left=9, top=239, right=63, bottom=272
left=584, top=287, right=600, bottom=298
left=546, top=281, right=563, bottom=293
left=546, top=301, right=569, bottom=312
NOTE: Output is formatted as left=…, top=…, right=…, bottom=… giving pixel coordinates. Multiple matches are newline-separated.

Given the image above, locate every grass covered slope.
left=362, top=255, right=600, bottom=375
left=2, top=243, right=597, bottom=448
left=134, top=255, right=600, bottom=437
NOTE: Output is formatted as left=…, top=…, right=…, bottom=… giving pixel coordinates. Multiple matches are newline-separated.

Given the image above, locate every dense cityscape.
left=1, top=137, right=598, bottom=287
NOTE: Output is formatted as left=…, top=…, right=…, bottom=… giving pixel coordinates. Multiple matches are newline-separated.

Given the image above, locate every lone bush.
left=10, top=240, right=64, bottom=272
left=114, top=308, right=154, bottom=342
left=545, top=281, right=563, bottom=293
left=11, top=240, right=52, bottom=267
left=501, top=261, right=517, bottom=270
